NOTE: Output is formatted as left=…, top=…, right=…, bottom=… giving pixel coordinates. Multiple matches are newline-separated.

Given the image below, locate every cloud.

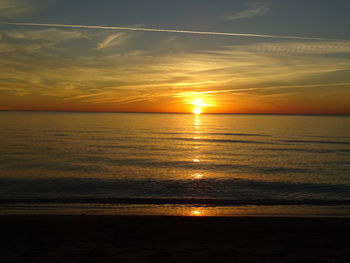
left=96, top=33, right=131, bottom=50
left=66, top=46, right=350, bottom=103
left=2, top=41, right=349, bottom=100
left=224, top=2, right=269, bottom=20
left=0, top=0, right=56, bottom=18
left=6, top=22, right=341, bottom=41
left=1, top=27, right=350, bottom=113
left=4, top=28, right=85, bottom=42
left=238, top=41, right=350, bottom=54
left=183, top=83, right=350, bottom=97
left=0, top=0, right=34, bottom=17
left=0, top=29, right=87, bottom=54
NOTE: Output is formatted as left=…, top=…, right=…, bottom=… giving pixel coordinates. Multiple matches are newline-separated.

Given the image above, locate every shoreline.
left=1, top=215, right=349, bottom=262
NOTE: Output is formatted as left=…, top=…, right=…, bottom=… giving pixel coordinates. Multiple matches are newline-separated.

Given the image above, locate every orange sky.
left=1, top=1, right=350, bottom=114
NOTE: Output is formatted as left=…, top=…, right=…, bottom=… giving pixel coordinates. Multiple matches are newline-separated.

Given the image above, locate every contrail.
left=5, top=22, right=342, bottom=41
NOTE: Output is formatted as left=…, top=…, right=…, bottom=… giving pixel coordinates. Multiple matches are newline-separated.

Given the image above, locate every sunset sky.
left=1, top=0, right=350, bottom=114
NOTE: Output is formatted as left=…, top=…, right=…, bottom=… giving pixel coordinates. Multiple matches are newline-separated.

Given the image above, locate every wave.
left=157, top=132, right=268, bottom=137
left=171, top=137, right=271, bottom=144
left=1, top=154, right=313, bottom=174
left=1, top=178, right=349, bottom=202
left=262, top=148, right=350, bottom=154
left=0, top=198, right=350, bottom=206
left=77, top=157, right=312, bottom=174
left=279, top=139, right=350, bottom=145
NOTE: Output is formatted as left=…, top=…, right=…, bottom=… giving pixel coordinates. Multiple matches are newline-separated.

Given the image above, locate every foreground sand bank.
left=0, top=215, right=349, bottom=262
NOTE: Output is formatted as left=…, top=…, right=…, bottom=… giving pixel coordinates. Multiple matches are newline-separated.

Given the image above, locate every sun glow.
left=192, top=173, right=204, bottom=179
left=190, top=210, right=203, bottom=216
left=193, top=99, right=209, bottom=107
left=193, top=107, right=202, bottom=114
left=191, top=98, right=210, bottom=114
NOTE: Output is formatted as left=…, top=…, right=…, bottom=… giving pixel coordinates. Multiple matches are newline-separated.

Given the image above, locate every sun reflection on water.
left=193, top=115, right=200, bottom=127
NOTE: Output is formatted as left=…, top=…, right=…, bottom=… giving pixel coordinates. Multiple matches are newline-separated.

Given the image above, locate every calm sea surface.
left=1, top=112, right=350, bottom=216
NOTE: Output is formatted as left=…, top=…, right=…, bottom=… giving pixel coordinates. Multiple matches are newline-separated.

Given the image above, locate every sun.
left=192, top=99, right=209, bottom=114
left=193, top=107, right=202, bottom=114
left=190, top=210, right=203, bottom=216
left=186, top=97, right=211, bottom=114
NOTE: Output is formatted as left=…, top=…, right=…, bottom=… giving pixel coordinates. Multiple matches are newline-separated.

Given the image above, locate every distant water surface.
left=0, top=112, right=349, bottom=216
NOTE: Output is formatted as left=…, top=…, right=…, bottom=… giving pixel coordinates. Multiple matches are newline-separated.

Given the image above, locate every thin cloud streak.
left=190, top=82, right=350, bottom=95
left=224, top=2, right=269, bottom=20
left=96, top=33, right=129, bottom=50
left=5, top=22, right=344, bottom=41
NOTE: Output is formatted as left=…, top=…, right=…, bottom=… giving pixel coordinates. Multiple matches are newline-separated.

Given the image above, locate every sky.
left=1, top=0, right=350, bottom=114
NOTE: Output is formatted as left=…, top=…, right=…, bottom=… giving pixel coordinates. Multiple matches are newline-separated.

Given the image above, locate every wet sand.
left=0, top=215, right=349, bottom=262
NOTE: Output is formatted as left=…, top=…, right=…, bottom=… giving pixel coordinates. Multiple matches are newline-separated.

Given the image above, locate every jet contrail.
left=5, top=22, right=342, bottom=41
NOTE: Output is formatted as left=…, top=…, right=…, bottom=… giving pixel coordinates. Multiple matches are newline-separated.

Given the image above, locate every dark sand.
left=0, top=215, right=349, bottom=262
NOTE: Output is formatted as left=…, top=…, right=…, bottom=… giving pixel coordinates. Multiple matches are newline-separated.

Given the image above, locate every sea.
left=1, top=112, right=350, bottom=217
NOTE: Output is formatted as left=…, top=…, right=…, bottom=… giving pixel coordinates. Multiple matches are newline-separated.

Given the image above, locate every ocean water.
left=0, top=112, right=350, bottom=216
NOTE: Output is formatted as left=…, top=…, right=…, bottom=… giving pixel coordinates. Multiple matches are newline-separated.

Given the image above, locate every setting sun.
left=190, top=210, right=203, bottom=216
left=193, top=108, right=202, bottom=114
left=192, top=98, right=210, bottom=114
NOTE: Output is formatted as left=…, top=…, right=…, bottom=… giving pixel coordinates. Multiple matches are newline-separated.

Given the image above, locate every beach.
left=1, top=215, right=349, bottom=262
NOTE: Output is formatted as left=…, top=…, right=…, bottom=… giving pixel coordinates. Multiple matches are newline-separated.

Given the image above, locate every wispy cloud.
left=0, top=28, right=87, bottom=53
left=181, top=82, right=350, bottom=97
left=238, top=41, right=350, bottom=54
left=2, top=40, right=349, bottom=102
left=0, top=0, right=56, bottom=18
left=5, top=22, right=342, bottom=41
left=224, top=2, right=269, bottom=20
left=0, top=0, right=34, bottom=17
left=96, top=33, right=130, bottom=50
left=1, top=24, right=350, bottom=113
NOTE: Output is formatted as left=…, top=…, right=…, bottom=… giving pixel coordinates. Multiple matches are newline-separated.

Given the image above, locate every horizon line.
left=1, top=109, right=349, bottom=116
